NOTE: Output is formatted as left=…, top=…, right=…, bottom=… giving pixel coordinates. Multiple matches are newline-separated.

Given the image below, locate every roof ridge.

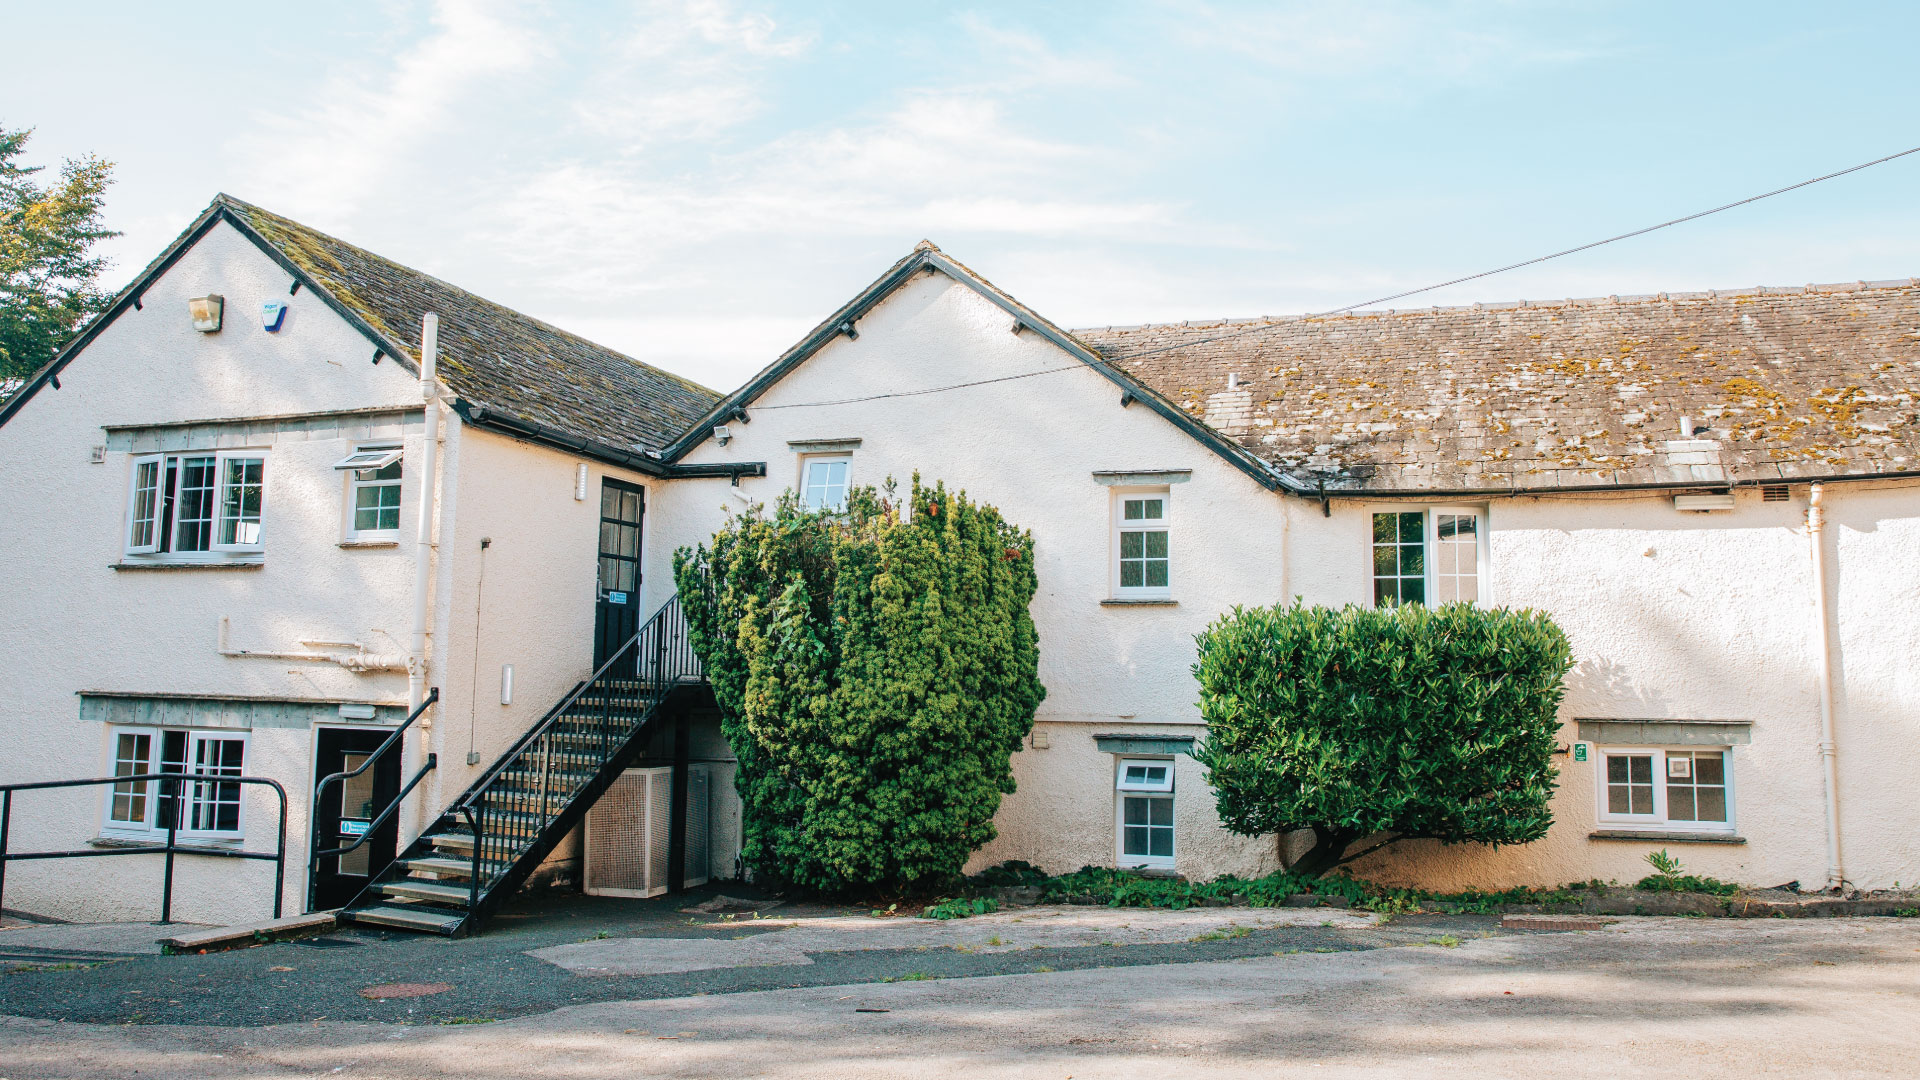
left=1073, top=277, right=1920, bottom=334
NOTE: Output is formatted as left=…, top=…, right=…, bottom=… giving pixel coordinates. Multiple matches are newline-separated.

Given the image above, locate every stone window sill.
left=1102, top=598, right=1177, bottom=607
left=338, top=539, right=400, bottom=549
left=111, top=561, right=263, bottom=571
left=1589, top=829, right=1746, bottom=844
left=91, top=835, right=244, bottom=854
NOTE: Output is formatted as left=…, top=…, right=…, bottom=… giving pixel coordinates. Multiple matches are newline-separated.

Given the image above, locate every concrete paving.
left=0, top=915, right=1914, bottom=1078
left=532, top=905, right=1375, bottom=975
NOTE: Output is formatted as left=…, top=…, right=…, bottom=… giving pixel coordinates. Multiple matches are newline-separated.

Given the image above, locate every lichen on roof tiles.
left=1077, top=282, right=1920, bottom=491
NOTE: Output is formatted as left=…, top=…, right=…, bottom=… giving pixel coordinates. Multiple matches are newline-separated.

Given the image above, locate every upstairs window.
left=1113, top=492, right=1171, bottom=599
left=335, top=445, right=403, bottom=540
left=801, top=455, right=850, bottom=511
left=125, top=452, right=267, bottom=560
left=1371, top=508, right=1482, bottom=606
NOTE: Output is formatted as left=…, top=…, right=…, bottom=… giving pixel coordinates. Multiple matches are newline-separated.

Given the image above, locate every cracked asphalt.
left=1, top=890, right=1915, bottom=1078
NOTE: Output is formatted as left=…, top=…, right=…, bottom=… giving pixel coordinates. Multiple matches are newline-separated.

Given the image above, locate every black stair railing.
left=455, top=594, right=699, bottom=910
left=308, top=688, right=439, bottom=912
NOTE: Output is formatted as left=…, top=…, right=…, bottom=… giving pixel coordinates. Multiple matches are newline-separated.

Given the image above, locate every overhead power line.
left=751, top=143, right=1920, bottom=410
left=1102, top=142, right=1920, bottom=363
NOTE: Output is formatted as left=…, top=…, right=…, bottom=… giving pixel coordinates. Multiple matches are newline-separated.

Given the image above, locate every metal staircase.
left=337, top=594, right=703, bottom=936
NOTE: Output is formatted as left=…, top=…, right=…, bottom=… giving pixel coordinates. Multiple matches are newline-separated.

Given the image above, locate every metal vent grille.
left=584, top=765, right=712, bottom=897
left=1762, top=484, right=1790, bottom=502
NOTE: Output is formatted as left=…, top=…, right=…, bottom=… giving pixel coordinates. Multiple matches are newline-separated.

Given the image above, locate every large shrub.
left=672, top=477, right=1044, bottom=892
left=1192, top=601, right=1572, bottom=876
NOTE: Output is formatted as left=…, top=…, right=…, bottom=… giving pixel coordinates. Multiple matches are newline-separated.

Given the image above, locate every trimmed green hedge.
left=1193, top=601, right=1573, bottom=875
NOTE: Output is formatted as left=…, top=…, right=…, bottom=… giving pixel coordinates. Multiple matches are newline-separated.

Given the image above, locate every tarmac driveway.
left=0, top=895, right=1915, bottom=1078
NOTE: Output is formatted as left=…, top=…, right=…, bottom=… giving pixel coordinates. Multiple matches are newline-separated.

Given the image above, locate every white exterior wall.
left=664, top=271, right=1918, bottom=892
left=0, top=223, right=428, bottom=923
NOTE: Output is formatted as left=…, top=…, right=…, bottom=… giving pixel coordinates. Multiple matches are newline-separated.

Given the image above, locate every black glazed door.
left=310, top=727, right=401, bottom=910
left=594, top=479, right=645, bottom=669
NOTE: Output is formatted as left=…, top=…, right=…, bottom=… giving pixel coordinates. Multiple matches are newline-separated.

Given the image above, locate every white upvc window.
left=800, top=454, right=851, bottom=511
left=1595, top=747, right=1735, bottom=833
left=335, top=445, right=404, bottom=540
left=1116, top=757, right=1175, bottom=869
left=1113, top=491, right=1171, bottom=599
left=101, top=727, right=249, bottom=841
left=124, top=451, right=267, bottom=560
left=1370, top=507, right=1483, bottom=606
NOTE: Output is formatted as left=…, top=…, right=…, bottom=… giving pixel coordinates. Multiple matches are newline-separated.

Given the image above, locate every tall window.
left=335, top=446, right=404, bottom=540
left=801, top=456, right=850, bottom=511
left=126, top=452, right=267, bottom=559
left=1371, top=508, right=1482, bottom=606
left=1597, top=747, right=1733, bottom=832
left=1116, top=758, right=1175, bottom=869
left=1114, top=493, right=1170, bottom=599
left=101, top=728, right=248, bottom=840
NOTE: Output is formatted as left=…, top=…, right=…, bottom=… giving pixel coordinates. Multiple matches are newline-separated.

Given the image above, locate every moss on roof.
left=220, top=195, right=720, bottom=454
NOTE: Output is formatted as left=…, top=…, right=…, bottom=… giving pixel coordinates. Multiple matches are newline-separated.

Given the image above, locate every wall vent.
left=1762, top=484, right=1790, bottom=502
left=584, top=765, right=709, bottom=898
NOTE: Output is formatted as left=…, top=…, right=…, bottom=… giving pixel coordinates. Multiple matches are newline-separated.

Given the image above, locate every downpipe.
left=1806, top=484, right=1845, bottom=892
left=409, top=313, right=442, bottom=727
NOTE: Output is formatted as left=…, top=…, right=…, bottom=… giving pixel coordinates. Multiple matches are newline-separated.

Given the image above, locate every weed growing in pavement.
left=885, top=972, right=938, bottom=982
left=1893, top=908, right=1919, bottom=918
left=1188, top=925, right=1253, bottom=942
left=439, top=1017, right=497, bottom=1025
left=1031, top=965, right=1054, bottom=973
left=1428, top=935, right=1461, bottom=948
left=921, top=896, right=1000, bottom=920
left=985, top=936, right=1006, bottom=946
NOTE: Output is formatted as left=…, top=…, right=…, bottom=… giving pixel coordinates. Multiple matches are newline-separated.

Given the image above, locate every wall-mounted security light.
left=188, top=294, right=224, bottom=332
left=261, top=301, right=288, bottom=332
left=714, top=424, right=732, bottom=446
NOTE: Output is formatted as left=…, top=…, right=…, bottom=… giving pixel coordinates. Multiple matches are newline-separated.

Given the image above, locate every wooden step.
left=425, top=831, right=474, bottom=852
left=380, top=879, right=475, bottom=905
left=344, top=903, right=467, bottom=934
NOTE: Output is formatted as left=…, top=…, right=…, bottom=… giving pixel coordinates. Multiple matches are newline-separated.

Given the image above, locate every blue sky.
left=7, top=1, right=1919, bottom=390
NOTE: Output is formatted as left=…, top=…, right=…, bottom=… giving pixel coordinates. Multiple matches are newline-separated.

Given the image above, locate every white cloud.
left=233, top=0, right=543, bottom=217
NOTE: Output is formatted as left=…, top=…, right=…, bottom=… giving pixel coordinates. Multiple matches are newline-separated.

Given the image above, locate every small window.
left=1114, top=492, right=1170, bottom=598
left=338, top=445, right=404, bottom=539
left=1597, top=747, right=1733, bottom=832
left=801, top=456, right=850, bottom=511
left=101, top=728, right=247, bottom=840
left=1115, top=757, right=1175, bottom=868
left=1371, top=507, right=1481, bottom=607
left=123, top=452, right=267, bottom=561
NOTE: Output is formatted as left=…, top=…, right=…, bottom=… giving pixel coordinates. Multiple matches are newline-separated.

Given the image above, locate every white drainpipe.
left=1806, top=484, right=1844, bottom=891
left=409, top=313, right=442, bottom=727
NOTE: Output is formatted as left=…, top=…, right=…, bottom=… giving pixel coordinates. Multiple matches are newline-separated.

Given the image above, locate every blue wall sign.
left=607, top=591, right=628, bottom=605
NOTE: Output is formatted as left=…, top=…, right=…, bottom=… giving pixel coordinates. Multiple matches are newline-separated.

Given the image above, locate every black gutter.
left=449, top=398, right=764, bottom=481
left=658, top=246, right=1303, bottom=496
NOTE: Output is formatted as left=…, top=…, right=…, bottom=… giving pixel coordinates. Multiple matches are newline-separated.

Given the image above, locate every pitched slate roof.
left=217, top=196, right=720, bottom=455
left=1077, top=281, right=1920, bottom=493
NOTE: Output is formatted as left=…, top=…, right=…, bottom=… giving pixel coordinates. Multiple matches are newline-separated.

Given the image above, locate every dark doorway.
left=595, top=478, right=645, bottom=668
left=309, top=728, right=402, bottom=910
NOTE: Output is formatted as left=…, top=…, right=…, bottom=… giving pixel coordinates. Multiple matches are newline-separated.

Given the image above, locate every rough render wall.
left=0, top=221, right=429, bottom=923
left=664, top=271, right=1918, bottom=892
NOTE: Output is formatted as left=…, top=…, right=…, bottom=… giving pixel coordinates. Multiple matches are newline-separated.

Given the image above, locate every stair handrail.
left=452, top=593, right=698, bottom=911
left=307, top=687, right=439, bottom=912
left=454, top=593, right=691, bottom=815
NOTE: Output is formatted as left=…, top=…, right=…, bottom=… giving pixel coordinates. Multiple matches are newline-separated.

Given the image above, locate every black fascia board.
left=0, top=197, right=421, bottom=432
left=657, top=247, right=1302, bottom=496
left=449, top=397, right=764, bottom=481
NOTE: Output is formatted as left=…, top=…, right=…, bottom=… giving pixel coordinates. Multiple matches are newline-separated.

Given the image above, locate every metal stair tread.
left=395, top=855, right=479, bottom=876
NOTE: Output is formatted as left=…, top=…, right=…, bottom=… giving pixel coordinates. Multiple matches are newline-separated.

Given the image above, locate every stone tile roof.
left=1076, top=281, right=1920, bottom=492
left=222, top=196, right=720, bottom=455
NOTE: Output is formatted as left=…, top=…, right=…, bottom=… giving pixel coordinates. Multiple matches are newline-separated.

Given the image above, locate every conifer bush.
left=673, top=477, right=1044, bottom=893
left=1192, top=601, right=1572, bottom=876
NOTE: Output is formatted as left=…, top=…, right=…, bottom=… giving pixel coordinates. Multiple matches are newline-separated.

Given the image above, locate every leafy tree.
left=1, top=124, right=117, bottom=384
left=1192, top=601, right=1572, bottom=877
left=673, top=477, right=1045, bottom=893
